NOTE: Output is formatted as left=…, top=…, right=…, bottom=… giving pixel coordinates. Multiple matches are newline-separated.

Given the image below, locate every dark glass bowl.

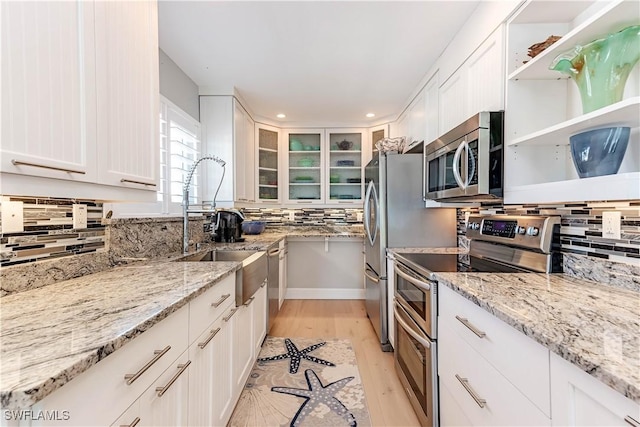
left=569, top=127, right=630, bottom=178
left=241, top=221, right=266, bottom=235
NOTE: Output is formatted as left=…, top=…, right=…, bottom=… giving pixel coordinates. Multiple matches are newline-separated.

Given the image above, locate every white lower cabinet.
left=138, top=351, right=190, bottom=427
left=187, top=306, right=235, bottom=427
left=252, top=284, right=268, bottom=356
left=232, top=300, right=254, bottom=399
left=278, top=240, right=288, bottom=309
left=550, top=352, right=640, bottom=427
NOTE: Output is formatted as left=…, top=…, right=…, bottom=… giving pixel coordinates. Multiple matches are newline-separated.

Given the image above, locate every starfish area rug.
left=228, top=337, right=372, bottom=427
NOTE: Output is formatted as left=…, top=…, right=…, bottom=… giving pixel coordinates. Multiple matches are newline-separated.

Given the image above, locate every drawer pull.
left=244, top=296, right=255, bottom=307
left=198, top=327, right=221, bottom=349
left=455, top=315, right=486, bottom=338
left=11, top=159, right=86, bottom=174
left=120, top=178, right=157, bottom=187
left=625, top=416, right=640, bottom=427
left=223, top=308, right=238, bottom=322
left=211, top=293, right=231, bottom=308
left=156, top=360, right=191, bottom=397
left=124, top=345, right=171, bottom=385
left=455, top=374, right=486, bottom=408
left=120, top=417, right=141, bottom=427
left=261, top=280, right=267, bottom=288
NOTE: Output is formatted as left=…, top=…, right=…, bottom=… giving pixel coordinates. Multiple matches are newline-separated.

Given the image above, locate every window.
left=159, top=97, right=201, bottom=212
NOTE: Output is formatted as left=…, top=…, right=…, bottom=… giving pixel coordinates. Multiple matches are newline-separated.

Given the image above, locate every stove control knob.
left=526, top=226, right=539, bottom=236
left=516, top=226, right=526, bottom=235
left=470, top=222, right=480, bottom=230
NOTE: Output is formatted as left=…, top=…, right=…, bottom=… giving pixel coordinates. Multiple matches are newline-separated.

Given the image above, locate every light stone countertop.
left=434, top=272, right=640, bottom=404
left=0, top=261, right=241, bottom=409
left=388, top=247, right=467, bottom=255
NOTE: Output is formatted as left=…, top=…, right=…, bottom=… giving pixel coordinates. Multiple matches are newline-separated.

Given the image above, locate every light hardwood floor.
left=269, top=299, right=421, bottom=427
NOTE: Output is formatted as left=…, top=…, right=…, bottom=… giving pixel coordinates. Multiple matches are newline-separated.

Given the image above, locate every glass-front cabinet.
left=326, top=129, right=364, bottom=204
left=286, top=129, right=325, bottom=204
left=256, top=124, right=280, bottom=202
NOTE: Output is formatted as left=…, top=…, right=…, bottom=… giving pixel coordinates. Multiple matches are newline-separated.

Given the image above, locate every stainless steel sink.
left=175, top=250, right=267, bottom=306
left=178, top=249, right=258, bottom=263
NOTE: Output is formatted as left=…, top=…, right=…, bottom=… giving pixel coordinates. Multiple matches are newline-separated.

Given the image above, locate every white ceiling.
left=158, top=1, right=480, bottom=126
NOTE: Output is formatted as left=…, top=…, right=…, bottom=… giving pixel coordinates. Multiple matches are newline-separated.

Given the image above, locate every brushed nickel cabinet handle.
left=625, top=416, right=640, bottom=427
left=455, top=374, right=486, bottom=408
left=268, top=248, right=281, bottom=257
left=261, top=280, right=267, bottom=288
left=455, top=315, right=487, bottom=338
left=124, top=345, right=171, bottom=385
left=211, top=293, right=231, bottom=308
left=120, top=178, right=157, bottom=187
left=223, top=308, right=238, bottom=322
left=12, top=159, right=86, bottom=174
left=198, top=327, right=221, bottom=349
left=156, top=361, right=191, bottom=397
left=244, top=296, right=255, bottom=307
left=120, top=417, right=141, bottom=427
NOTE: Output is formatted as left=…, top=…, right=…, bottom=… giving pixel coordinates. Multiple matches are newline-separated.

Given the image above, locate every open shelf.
left=289, top=167, right=320, bottom=170
left=329, top=150, right=362, bottom=153
left=330, top=166, right=361, bottom=170
left=258, top=184, right=278, bottom=188
left=258, top=166, right=277, bottom=172
left=508, top=0, right=638, bottom=81
left=505, top=172, right=640, bottom=204
left=507, top=97, right=640, bottom=146
left=259, top=147, right=277, bottom=153
left=330, top=183, right=362, bottom=186
left=290, top=183, right=320, bottom=186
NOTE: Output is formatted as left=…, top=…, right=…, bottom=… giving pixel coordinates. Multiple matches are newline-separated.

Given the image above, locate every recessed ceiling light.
left=366, top=113, right=375, bottom=118
left=276, top=113, right=286, bottom=119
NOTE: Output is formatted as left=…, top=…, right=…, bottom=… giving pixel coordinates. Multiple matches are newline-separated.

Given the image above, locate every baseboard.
left=285, top=288, right=365, bottom=300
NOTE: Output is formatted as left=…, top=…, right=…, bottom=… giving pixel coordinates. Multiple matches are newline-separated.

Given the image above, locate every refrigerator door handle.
left=364, top=266, right=379, bottom=284
left=364, top=180, right=379, bottom=246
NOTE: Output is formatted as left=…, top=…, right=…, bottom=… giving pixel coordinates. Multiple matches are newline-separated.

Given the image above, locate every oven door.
left=394, top=301, right=438, bottom=427
left=394, top=260, right=436, bottom=338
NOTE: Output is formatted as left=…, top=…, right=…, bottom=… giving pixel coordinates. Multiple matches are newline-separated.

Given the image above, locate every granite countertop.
left=434, top=272, right=640, bottom=404
left=388, top=247, right=467, bottom=255
left=0, top=261, right=241, bottom=409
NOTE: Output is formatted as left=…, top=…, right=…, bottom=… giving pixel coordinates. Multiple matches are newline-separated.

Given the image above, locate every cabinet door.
left=424, top=72, right=440, bottom=144
left=110, top=401, right=140, bottom=427
left=232, top=302, right=254, bottom=399
left=0, top=1, right=96, bottom=183
left=550, top=353, right=640, bottom=427
left=439, top=69, right=467, bottom=135
left=256, top=124, right=281, bottom=203
left=368, top=124, right=387, bottom=164
left=408, top=91, right=426, bottom=147
left=139, top=352, right=190, bottom=427
left=326, top=129, right=364, bottom=205
left=278, top=240, right=287, bottom=308
left=467, top=26, right=505, bottom=114
left=234, top=101, right=255, bottom=203
left=252, top=284, right=268, bottom=356
left=94, top=0, right=159, bottom=190
left=286, top=129, right=325, bottom=204
left=188, top=312, right=234, bottom=427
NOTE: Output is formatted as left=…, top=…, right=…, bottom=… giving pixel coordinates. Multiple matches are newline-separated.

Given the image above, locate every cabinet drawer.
left=188, top=274, right=236, bottom=342
left=439, top=285, right=550, bottom=415
left=32, top=305, right=188, bottom=427
left=439, top=321, right=551, bottom=426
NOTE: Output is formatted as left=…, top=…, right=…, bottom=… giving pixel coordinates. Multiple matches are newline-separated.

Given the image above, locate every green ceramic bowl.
left=297, top=158, right=314, bottom=167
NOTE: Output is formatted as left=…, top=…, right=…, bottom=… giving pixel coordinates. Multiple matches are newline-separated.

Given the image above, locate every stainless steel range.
left=391, top=215, right=561, bottom=426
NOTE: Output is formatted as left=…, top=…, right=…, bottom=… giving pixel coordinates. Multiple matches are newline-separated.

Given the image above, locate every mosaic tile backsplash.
left=0, top=197, right=105, bottom=267
left=241, top=207, right=363, bottom=225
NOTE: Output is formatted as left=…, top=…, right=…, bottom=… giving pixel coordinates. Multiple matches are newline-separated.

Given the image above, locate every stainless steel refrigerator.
left=363, top=152, right=456, bottom=351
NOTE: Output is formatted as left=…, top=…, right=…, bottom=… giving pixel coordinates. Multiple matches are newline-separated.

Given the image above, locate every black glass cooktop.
left=394, top=253, right=467, bottom=276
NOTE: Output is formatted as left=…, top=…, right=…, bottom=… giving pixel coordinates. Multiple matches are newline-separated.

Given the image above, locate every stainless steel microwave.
left=424, top=111, right=504, bottom=201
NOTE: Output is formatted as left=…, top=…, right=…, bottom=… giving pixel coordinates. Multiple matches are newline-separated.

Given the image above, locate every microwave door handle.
left=466, top=141, right=476, bottom=188
left=452, top=140, right=467, bottom=190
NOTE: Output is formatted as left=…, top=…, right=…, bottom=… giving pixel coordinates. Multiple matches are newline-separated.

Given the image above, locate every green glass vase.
left=549, top=25, right=640, bottom=114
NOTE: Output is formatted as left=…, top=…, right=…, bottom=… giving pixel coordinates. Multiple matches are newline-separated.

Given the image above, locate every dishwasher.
left=266, top=243, right=282, bottom=331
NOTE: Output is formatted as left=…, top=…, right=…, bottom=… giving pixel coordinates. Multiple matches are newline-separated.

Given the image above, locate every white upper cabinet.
left=0, top=0, right=159, bottom=200
left=503, top=0, right=640, bottom=204
left=233, top=100, right=255, bottom=203
left=0, top=1, right=97, bottom=183
left=95, top=0, right=159, bottom=190
left=424, top=71, right=440, bottom=144
left=326, top=129, right=365, bottom=205
left=256, top=124, right=281, bottom=203
left=439, top=25, right=506, bottom=135
left=285, top=129, right=325, bottom=205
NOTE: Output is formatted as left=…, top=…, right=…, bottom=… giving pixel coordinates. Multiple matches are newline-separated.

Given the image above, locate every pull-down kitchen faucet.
left=183, top=155, right=226, bottom=254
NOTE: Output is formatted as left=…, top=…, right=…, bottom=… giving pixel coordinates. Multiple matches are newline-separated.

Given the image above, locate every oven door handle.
left=394, top=302, right=431, bottom=349
left=394, top=263, right=431, bottom=291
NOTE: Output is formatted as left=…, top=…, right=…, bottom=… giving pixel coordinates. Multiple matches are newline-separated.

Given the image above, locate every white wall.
left=159, top=48, right=200, bottom=121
